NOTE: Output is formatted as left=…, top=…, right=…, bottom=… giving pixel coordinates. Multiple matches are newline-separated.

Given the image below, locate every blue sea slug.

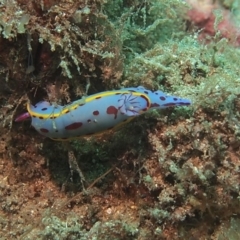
left=15, top=86, right=191, bottom=140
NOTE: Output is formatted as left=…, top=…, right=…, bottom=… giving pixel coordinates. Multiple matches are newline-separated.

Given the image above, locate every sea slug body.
left=15, top=86, right=191, bottom=140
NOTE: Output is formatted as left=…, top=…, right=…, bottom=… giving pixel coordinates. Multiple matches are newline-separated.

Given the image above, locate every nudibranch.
left=15, top=86, right=191, bottom=141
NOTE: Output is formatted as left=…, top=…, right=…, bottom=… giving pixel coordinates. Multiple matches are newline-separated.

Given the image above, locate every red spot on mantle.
left=65, top=122, right=83, bottom=130
left=40, top=128, right=49, bottom=133
left=106, top=106, right=118, bottom=119
left=93, top=110, right=99, bottom=116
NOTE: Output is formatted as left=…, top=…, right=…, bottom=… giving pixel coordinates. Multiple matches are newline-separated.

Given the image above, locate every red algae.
left=186, top=0, right=240, bottom=46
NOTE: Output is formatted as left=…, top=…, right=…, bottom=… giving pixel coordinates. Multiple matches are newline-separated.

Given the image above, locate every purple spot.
left=160, top=96, right=166, bottom=101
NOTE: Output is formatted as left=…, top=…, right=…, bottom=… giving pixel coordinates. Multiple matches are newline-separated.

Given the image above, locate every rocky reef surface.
left=0, top=0, right=240, bottom=239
